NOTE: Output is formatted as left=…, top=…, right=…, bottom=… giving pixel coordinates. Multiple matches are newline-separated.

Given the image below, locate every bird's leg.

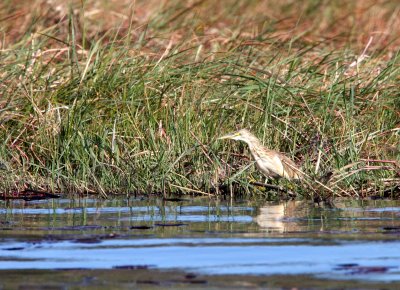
left=264, top=176, right=278, bottom=184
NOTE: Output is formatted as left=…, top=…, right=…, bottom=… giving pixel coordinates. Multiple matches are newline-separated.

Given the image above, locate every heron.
left=218, top=129, right=303, bottom=181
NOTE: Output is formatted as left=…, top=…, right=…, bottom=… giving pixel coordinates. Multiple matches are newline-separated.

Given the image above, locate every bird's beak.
left=217, top=133, right=234, bottom=140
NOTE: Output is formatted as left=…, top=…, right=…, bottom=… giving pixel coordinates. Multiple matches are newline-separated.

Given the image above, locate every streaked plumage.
left=218, top=129, right=303, bottom=180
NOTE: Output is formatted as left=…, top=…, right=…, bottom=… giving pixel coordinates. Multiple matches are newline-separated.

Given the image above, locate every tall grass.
left=0, top=0, right=399, bottom=199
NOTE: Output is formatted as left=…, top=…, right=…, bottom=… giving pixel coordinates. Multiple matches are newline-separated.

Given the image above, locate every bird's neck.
left=243, top=134, right=263, bottom=151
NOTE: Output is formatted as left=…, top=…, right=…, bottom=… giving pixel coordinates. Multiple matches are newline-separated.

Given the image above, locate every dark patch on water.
left=113, top=264, right=152, bottom=270
left=130, top=225, right=153, bottom=230
left=3, top=247, right=24, bottom=251
left=382, top=226, right=400, bottom=233
left=163, top=197, right=189, bottom=202
left=335, top=264, right=395, bottom=275
left=73, top=238, right=102, bottom=244
left=137, top=278, right=208, bottom=286
left=72, top=233, right=121, bottom=244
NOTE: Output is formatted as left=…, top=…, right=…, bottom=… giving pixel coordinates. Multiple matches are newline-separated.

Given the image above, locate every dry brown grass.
left=2, top=0, right=399, bottom=54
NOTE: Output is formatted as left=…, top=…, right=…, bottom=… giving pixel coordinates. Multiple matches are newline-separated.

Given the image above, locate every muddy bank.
left=1, top=269, right=400, bottom=290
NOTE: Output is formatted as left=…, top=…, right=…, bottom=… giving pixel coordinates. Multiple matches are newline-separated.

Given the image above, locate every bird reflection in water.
left=254, top=201, right=304, bottom=233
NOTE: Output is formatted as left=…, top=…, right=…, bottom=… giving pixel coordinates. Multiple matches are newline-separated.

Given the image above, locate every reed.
left=0, top=0, right=399, bottom=198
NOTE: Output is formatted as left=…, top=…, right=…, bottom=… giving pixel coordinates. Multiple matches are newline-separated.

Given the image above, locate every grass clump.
left=0, top=0, right=399, bottom=199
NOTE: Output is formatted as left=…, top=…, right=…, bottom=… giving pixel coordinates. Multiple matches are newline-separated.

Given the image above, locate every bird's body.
left=218, top=129, right=303, bottom=180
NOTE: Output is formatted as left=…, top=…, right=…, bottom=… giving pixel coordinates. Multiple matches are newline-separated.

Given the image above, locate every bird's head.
left=218, top=129, right=254, bottom=142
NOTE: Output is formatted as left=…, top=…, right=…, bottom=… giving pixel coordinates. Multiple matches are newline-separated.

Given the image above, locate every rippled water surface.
left=1, top=197, right=400, bottom=289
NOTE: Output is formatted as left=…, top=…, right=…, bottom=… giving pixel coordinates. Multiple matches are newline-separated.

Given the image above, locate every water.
left=1, top=197, right=400, bottom=289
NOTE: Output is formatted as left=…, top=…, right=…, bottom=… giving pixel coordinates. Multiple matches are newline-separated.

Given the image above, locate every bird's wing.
left=251, top=150, right=281, bottom=178
left=271, top=154, right=286, bottom=177
left=280, top=154, right=303, bottom=179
